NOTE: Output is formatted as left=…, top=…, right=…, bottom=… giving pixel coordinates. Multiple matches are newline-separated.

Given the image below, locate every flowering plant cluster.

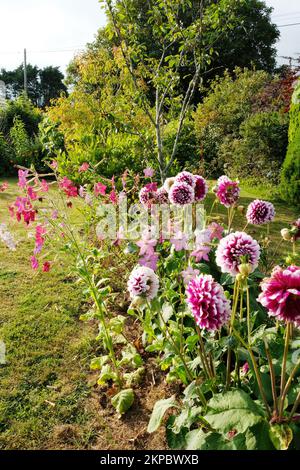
left=1, top=163, right=300, bottom=449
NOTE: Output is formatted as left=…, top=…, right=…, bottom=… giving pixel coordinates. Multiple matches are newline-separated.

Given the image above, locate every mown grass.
left=0, top=177, right=298, bottom=450
left=0, top=179, right=101, bottom=449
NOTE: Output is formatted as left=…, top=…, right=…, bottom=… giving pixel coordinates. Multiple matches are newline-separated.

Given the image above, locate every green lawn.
left=0, top=177, right=298, bottom=450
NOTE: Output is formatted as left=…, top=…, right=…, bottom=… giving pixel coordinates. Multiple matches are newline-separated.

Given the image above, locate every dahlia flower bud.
left=163, top=177, right=176, bottom=193
left=194, top=175, right=208, bottom=202
left=238, top=263, right=252, bottom=277
left=237, top=205, right=245, bottom=214
left=281, top=228, right=292, bottom=241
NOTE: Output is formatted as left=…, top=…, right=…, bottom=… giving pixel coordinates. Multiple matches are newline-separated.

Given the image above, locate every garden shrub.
left=194, top=68, right=293, bottom=180
left=280, top=80, right=300, bottom=206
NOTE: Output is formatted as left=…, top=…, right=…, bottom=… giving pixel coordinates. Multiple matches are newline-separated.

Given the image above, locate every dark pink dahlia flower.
left=194, top=175, right=208, bottom=202
left=216, top=175, right=240, bottom=208
left=258, top=265, right=300, bottom=326
left=186, top=274, right=231, bottom=331
left=246, top=200, right=275, bottom=225
left=169, top=182, right=194, bottom=206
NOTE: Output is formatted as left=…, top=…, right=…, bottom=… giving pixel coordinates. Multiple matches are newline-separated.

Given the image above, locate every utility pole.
left=24, top=48, right=28, bottom=97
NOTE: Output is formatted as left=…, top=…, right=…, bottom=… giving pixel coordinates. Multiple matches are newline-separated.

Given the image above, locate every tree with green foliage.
left=0, top=65, right=67, bottom=108
left=101, top=0, right=246, bottom=181
left=280, top=80, right=300, bottom=206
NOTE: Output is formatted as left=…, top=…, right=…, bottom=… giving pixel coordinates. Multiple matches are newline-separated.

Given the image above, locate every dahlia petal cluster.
left=186, top=274, right=231, bottom=331
left=291, top=218, right=300, bottom=241
left=246, top=200, right=275, bottom=225
left=169, top=182, right=194, bottom=206
left=175, top=171, right=196, bottom=188
left=258, top=265, right=300, bottom=326
left=215, top=175, right=240, bottom=208
left=216, top=231, right=260, bottom=276
left=127, top=266, right=159, bottom=300
left=139, top=183, right=158, bottom=208
left=194, top=175, right=208, bottom=202
left=156, top=187, right=169, bottom=204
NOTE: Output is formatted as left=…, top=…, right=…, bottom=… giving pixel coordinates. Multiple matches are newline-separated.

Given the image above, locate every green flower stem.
left=288, top=389, right=300, bottom=423
left=246, top=281, right=251, bottom=345
left=226, top=279, right=240, bottom=389
left=279, top=356, right=300, bottom=420
left=196, top=326, right=213, bottom=380
left=279, top=323, right=291, bottom=417
left=264, top=339, right=278, bottom=416
left=233, top=328, right=272, bottom=419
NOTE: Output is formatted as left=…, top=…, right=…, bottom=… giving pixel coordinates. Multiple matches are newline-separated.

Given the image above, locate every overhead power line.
left=278, top=22, right=300, bottom=28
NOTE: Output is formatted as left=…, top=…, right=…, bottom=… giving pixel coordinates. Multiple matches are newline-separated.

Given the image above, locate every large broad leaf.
left=147, top=396, right=177, bottom=433
left=269, top=424, right=293, bottom=450
left=204, top=390, right=264, bottom=434
left=185, top=430, right=235, bottom=450
left=111, top=388, right=134, bottom=416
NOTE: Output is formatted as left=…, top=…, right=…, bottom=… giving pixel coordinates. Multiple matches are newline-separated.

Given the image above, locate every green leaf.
left=124, top=367, right=145, bottom=387
left=269, top=424, right=293, bottom=450
left=204, top=390, right=264, bottom=434
left=166, top=416, right=187, bottom=450
left=147, top=395, right=177, bottom=433
left=111, top=389, right=134, bottom=416
left=90, top=355, right=109, bottom=370
left=185, top=430, right=234, bottom=450
left=97, top=364, right=117, bottom=385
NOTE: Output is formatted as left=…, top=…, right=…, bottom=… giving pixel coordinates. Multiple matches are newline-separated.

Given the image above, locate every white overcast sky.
left=0, top=0, right=300, bottom=74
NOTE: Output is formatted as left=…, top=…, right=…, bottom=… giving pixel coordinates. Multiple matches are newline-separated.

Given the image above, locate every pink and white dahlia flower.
left=139, top=183, right=158, bottom=208
left=169, top=182, right=194, bottom=206
left=216, top=231, right=260, bottom=276
left=186, top=274, right=231, bottom=331
left=175, top=171, right=196, bottom=188
left=246, top=200, right=275, bottom=225
left=127, top=266, right=159, bottom=300
left=258, top=265, right=300, bottom=326
left=216, top=175, right=240, bottom=208
left=156, top=187, right=169, bottom=204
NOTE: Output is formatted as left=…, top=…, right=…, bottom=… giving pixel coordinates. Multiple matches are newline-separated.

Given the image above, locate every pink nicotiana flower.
left=191, top=245, right=211, bottom=262
left=27, top=186, right=38, bottom=200
left=51, top=210, right=59, bottom=219
left=258, top=265, right=300, bottom=326
left=194, top=175, right=208, bottom=202
left=34, top=225, right=46, bottom=254
left=216, top=175, right=240, bottom=208
left=59, top=177, right=78, bottom=197
left=191, top=229, right=212, bottom=262
left=10, top=197, right=36, bottom=225
left=208, top=222, right=224, bottom=241
left=42, top=261, right=51, bottom=273
left=216, top=231, right=260, bottom=276
left=18, top=170, right=29, bottom=189
left=0, top=182, right=8, bottom=192
left=246, top=200, right=275, bottom=225
left=31, top=256, right=39, bottom=270
left=79, top=162, right=90, bottom=173
left=181, top=266, right=200, bottom=286
left=139, top=252, right=159, bottom=271
left=109, top=190, right=118, bottom=204
left=79, top=186, right=86, bottom=198
left=169, top=182, right=194, bottom=206
left=143, top=167, right=155, bottom=178
left=94, top=182, right=107, bottom=197
left=175, top=171, right=195, bottom=188
left=136, top=231, right=157, bottom=257
left=128, top=266, right=159, bottom=300
left=50, top=160, right=58, bottom=169
left=41, top=179, right=49, bottom=192
left=186, top=274, right=231, bottom=331
left=170, top=231, right=188, bottom=251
